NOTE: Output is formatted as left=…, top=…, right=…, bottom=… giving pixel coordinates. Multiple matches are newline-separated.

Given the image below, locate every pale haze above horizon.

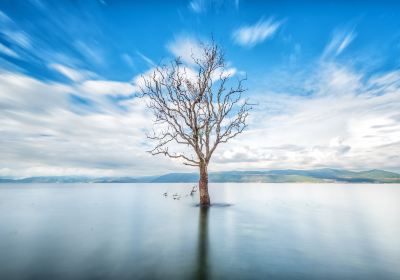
left=0, top=0, right=399, bottom=177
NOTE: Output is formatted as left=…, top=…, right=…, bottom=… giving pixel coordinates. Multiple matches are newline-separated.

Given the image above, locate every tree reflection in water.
left=196, top=206, right=209, bottom=280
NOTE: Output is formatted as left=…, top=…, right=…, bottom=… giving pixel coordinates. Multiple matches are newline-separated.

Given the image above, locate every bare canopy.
left=140, top=40, right=252, bottom=206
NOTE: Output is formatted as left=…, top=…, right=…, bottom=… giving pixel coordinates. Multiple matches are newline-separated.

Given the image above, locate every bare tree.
left=140, top=41, right=252, bottom=206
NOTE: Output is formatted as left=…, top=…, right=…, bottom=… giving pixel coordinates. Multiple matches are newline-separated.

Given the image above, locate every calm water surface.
left=0, top=183, right=399, bottom=279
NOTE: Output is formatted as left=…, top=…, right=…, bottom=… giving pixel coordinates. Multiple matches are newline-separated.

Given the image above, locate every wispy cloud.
left=0, top=42, right=19, bottom=58
left=166, top=35, right=203, bottom=65
left=80, top=80, right=135, bottom=96
left=0, top=70, right=182, bottom=178
left=323, top=29, right=357, bottom=57
left=0, top=9, right=11, bottom=23
left=136, top=51, right=155, bottom=67
left=1, top=53, right=400, bottom=176
left=49, top=63, right=93, bottom=82
left=166, top=35, right=237, bottom=78
left=0, top=2, right=399, bottom=176
left=189, top=0, right=239, bottom=13
left=74, top=41, right=103, bottom=65
left=213, top=62, right=400, bottom=172
left=121, top=53, right=135, bottom=68
left=2, top=30, right=32, bottom=49
left=189, top=0, right=206, bottom=13
left=232, top=18, right=283, bottom=47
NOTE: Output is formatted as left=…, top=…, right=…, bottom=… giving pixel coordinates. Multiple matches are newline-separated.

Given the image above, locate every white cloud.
left=136, top=51, right=155, bottom=66
left=0, top=42, right=19, bottom=58
left=0, top=10, right=32, bottom=55
left=189, top=0, right=240, bottom=13
left=305, top=63, right=363, bottom=96
left=323, top=29, right=356, bottom=57
left=0, top=70, right=186, bottom=178
left=0, top=71, right=70, bottom=112
left=211, top=63, right=400, bottom=173
left=211, top=66, right=237, bottom=80
left=166, top=35, right=237, bottom=78
left=1, top=23, right=399, bottom=177
left=189, top=0, right=205, bottom=13
left=121, top=53, right=134, bottom=68
left=232, top=18, right=283, bottom=47
left=49, top=63, right=92, bottom=82
left=74, top=41, right=103, bottom=65
left=80, top=80, right=136, bottom=96
left=1, top=59, right=399, bottom=177
left=0, top=10, right=11, bottom=23
left=166, top=35, right=204, bottom=65
left=2, top=30, right=31, bottom=49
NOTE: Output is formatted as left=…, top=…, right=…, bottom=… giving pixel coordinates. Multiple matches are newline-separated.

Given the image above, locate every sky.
left=0, top=0, right=400, bottom=177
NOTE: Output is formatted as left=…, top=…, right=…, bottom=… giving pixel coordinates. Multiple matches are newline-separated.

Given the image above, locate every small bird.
left=163, top=192, right=168, bottom=197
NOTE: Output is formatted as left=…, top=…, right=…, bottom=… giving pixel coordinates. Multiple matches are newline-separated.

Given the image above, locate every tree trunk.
left=199, top=162, right=210, bottom=206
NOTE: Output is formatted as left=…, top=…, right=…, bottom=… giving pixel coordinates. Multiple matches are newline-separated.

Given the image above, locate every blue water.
left=0, top=183, right=399, bottom=279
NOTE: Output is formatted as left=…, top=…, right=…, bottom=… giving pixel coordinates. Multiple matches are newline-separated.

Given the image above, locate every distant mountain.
left=1, top=169, right=400, bottom=183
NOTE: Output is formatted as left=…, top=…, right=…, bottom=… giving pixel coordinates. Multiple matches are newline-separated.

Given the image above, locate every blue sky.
left=1, top=0, right=400, bottom=177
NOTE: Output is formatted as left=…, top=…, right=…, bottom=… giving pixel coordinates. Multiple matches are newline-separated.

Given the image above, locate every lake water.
left=0, top=183, right=399, bottom=280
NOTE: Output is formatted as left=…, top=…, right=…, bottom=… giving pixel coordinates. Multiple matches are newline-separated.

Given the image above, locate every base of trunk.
left=199, top=190, right=210, bottom=206
left=199, top=164, right=210, bottom=206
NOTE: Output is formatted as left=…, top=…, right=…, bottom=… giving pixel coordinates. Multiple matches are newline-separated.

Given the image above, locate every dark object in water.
left=190, top=185, right=198, bottom=196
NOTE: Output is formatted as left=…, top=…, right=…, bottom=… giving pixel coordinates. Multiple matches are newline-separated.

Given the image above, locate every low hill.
left=1, top=169, right=399, bottom=183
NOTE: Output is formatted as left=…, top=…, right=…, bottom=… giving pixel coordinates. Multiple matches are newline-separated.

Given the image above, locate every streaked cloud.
left=189, top=0, right=206, bottom=13
left=136, top=51, right=155, bottom=67
left=323, top=29, right=357, bottom=57
left=80, top=80, right=135, bottom=96
left=0, top=70, right=184, bottom=178
left=166, top=35, right=237, bottom=79
left=74, top=41, right=103, bottom=65
left=166, top=35, right=204, bottom=65
left=0, top=42, right=19, bottom=58
left=232, top=18, right=283, bottom=47
left=0, top=1, right=399, bottom=177
left=0, top=10, right=11, bottom=23
left=212, top=62, right=400, bottom=172
left=49, top=63, right=91, bottom=82
left=2, top=30, right=31, bottom=49
left=189, top=0, right=239, bottom=13
left=121, top=53, right=135, bottom=68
